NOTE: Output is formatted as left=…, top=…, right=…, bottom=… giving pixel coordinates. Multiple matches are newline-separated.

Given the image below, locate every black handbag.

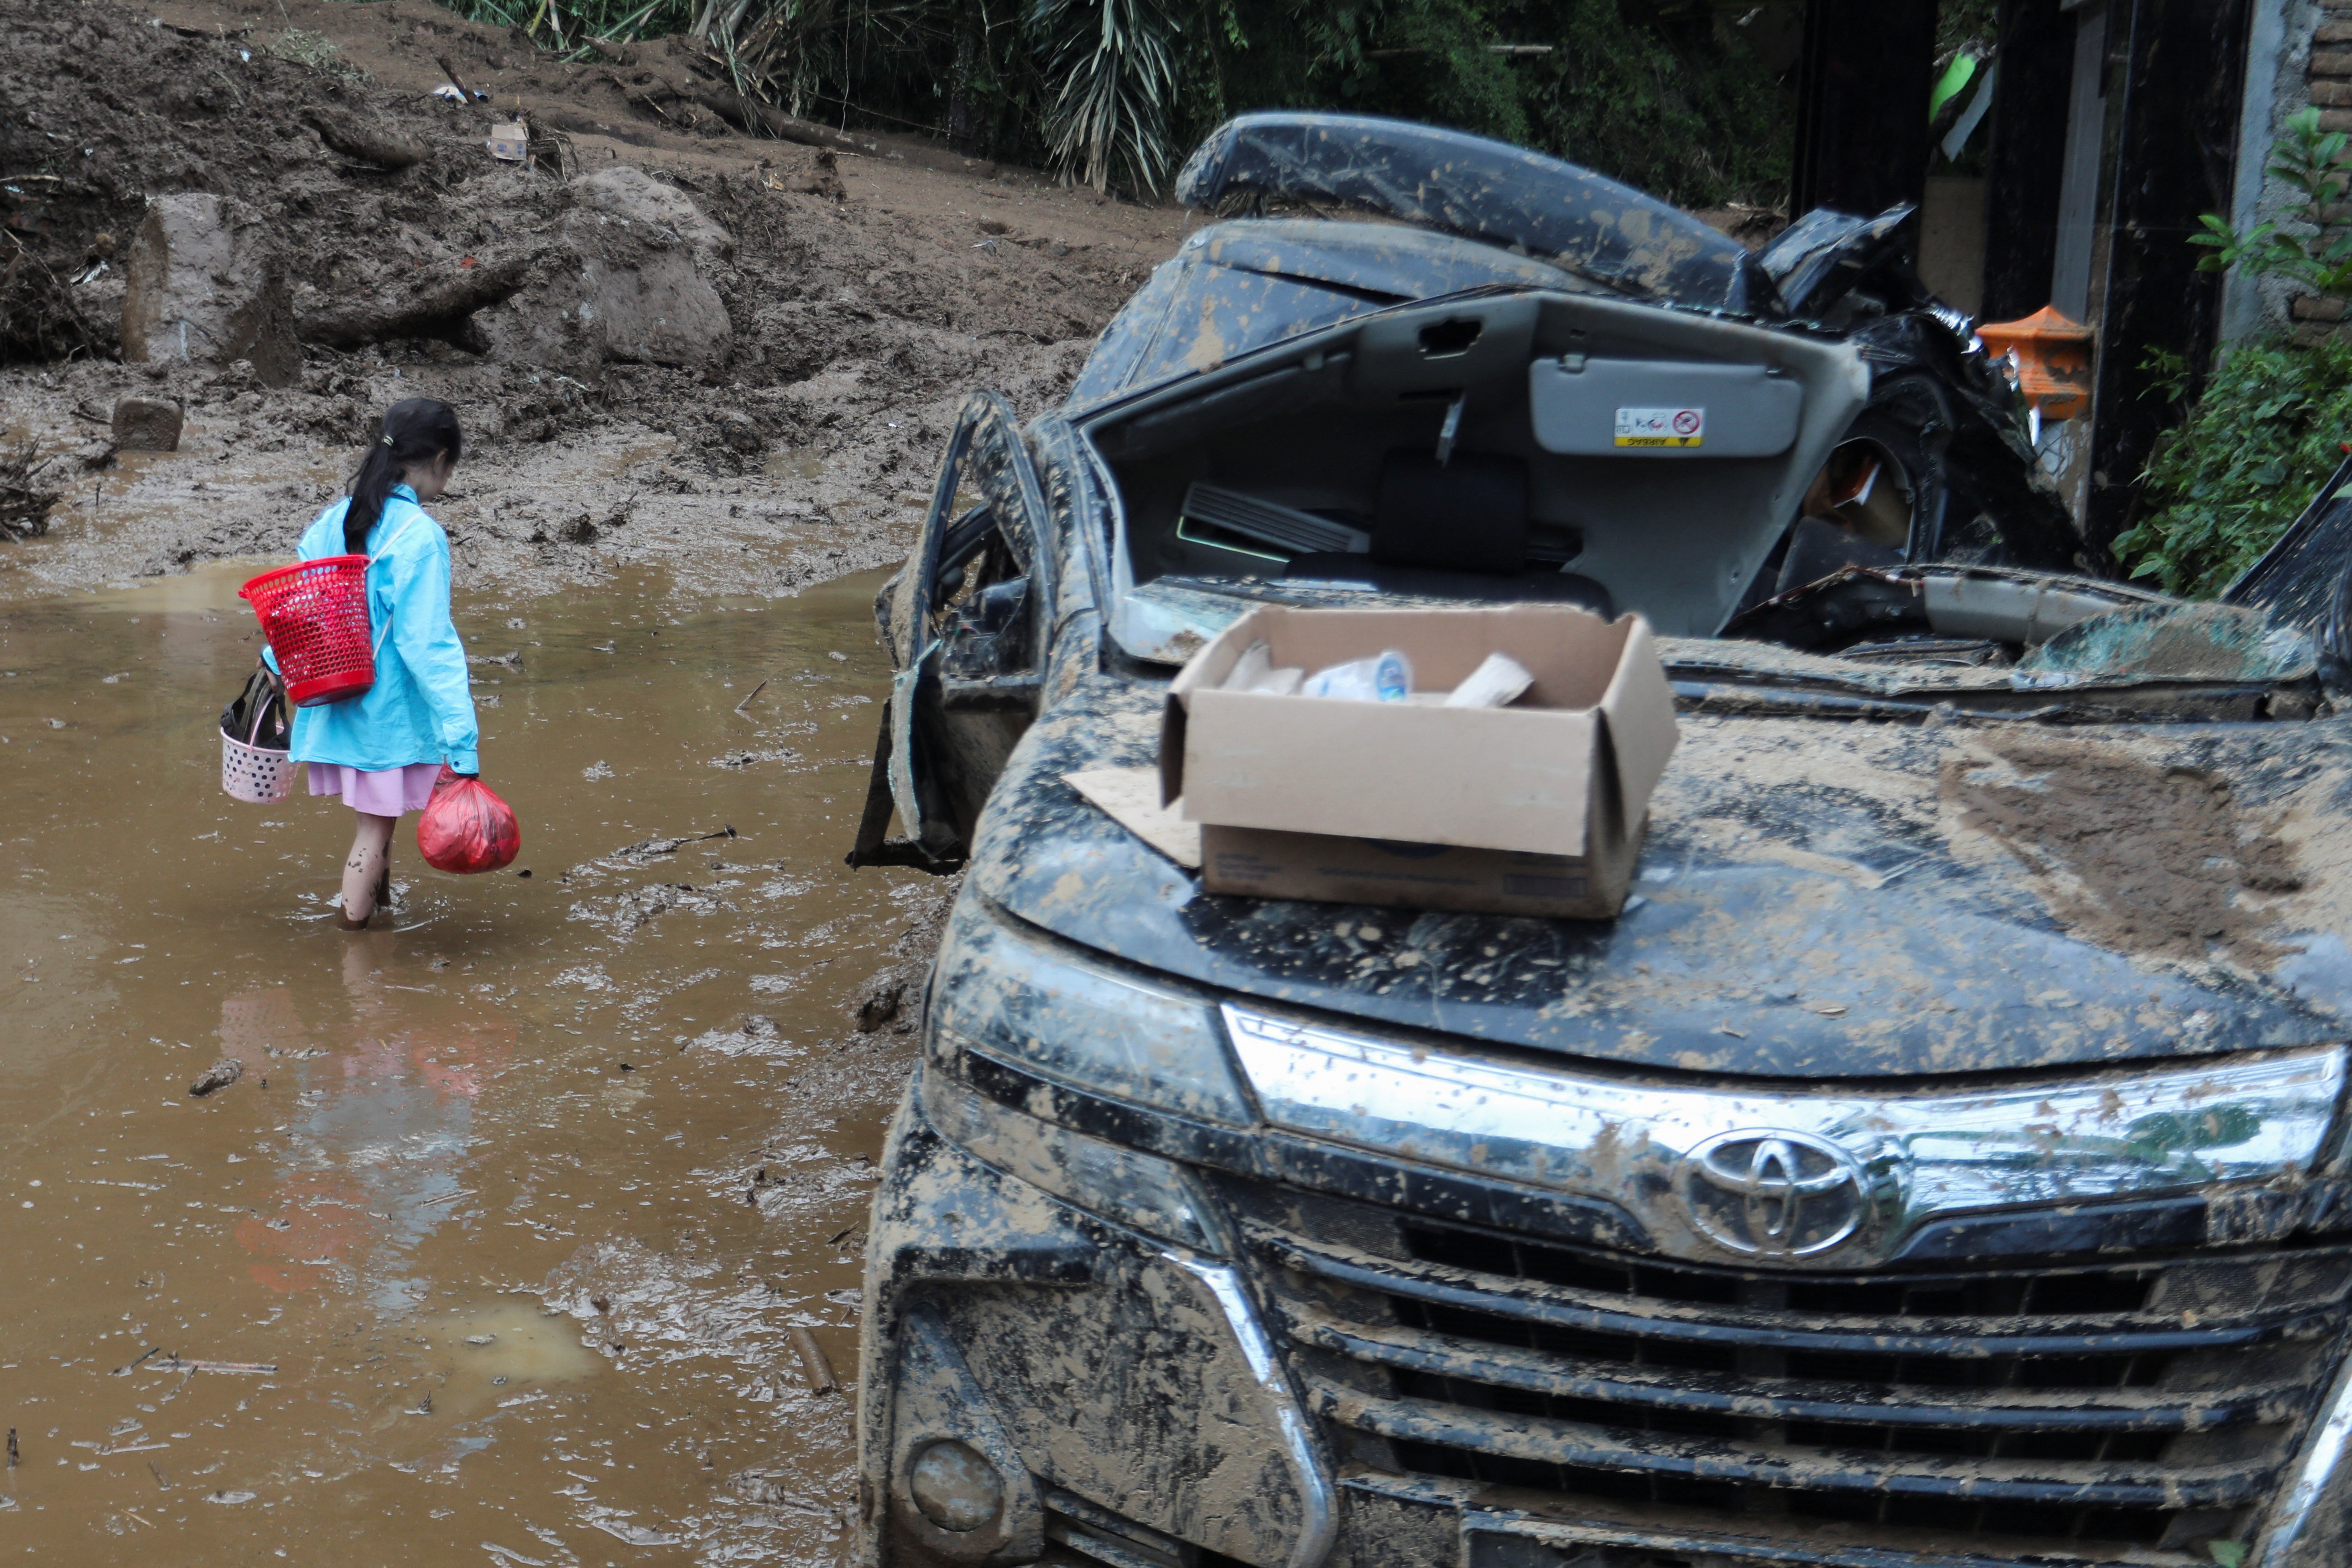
left=222, top=662, right=290, bottom=752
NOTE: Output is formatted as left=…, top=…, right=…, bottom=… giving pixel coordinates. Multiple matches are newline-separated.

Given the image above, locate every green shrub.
left=2113, top=339, right=2352, bottom=598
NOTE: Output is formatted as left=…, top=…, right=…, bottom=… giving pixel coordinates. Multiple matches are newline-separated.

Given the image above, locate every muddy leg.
left=339, top=812, right=398, bottom=929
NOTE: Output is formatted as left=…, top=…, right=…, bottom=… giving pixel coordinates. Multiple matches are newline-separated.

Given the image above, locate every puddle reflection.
left=230, top=944, right=512, bottom=1314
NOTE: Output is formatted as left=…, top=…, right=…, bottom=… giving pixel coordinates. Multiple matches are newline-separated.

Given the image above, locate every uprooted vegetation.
left=0, top=439, right=62, bottom=540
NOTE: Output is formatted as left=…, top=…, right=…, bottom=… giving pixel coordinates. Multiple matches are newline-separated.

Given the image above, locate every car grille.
left=1235, top=1204, right=2352, bottom=1563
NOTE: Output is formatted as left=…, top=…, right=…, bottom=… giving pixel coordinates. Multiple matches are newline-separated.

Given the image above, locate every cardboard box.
left=1160, top=603, right=1678, bottom=917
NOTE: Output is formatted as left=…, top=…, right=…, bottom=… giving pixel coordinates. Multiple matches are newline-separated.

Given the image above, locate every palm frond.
left=1031, top=0, right=1180, bottom=193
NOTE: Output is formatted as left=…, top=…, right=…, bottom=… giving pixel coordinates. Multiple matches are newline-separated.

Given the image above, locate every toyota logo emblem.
left=1674, top=1130, right=1868, bottom=1259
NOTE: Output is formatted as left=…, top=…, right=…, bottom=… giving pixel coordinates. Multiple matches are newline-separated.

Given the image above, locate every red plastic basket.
left=239, top=555, right=376, bottom=707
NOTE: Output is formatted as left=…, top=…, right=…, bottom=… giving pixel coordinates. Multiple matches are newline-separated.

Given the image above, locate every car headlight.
left=920, top=1064, right=1222, bottom=1252
left=927, top=893, right=1254, bottom=1127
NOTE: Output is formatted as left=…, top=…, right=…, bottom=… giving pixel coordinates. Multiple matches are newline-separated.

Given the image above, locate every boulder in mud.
left=120, top=194, right=299, bottom=387
left=570, top=165, right=733, bottom=261
left=111, top=395, right=183, bottom=452
left=475, top=209, right=732, bottom=375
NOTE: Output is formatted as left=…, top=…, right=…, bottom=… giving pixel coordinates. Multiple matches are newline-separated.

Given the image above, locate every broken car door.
left=848, top=391, right=1054, bottom=871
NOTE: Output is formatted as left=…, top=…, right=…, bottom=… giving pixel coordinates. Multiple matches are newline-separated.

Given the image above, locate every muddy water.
left=0, top=562, right=933, bottom=1563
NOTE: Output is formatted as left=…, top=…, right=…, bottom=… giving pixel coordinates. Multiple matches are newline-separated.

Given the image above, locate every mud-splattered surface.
left=1946, top=740, right=2305, bottom=967
left=0, top=560, right=947, bottom=1563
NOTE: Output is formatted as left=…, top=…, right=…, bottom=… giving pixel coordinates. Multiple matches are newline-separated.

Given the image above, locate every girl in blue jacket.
left=273, top=399, right=481, bottom=929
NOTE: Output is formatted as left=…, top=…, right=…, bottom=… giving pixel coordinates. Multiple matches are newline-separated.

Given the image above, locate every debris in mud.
left=1946, top=741, right=2305, bottom=967
left=187, top=1058, right=244, bottom=1097
left=298, top=249, right=538, bottom=352
left=146, top=1355, right=278, bottom=1374
left=853, top=980, right=903, bottom=1033
left=789, top=1325, right=837, bottom=1394
left=0, top=230, right=101, bottom=364
left=760, top=146, right=845, bottom=202
left=584, top=1514, right=681, bottom=1547
left=485, top=120, right=530, bottom=163
left=596, top=881, right=706, bottom=932
left=731, top=1470, right=837, bottom=1516
left=0, top=440, right=62, bottom=540
left=691, top=1015, right=791, bottom=1058
left=615, top=827, right=736, bottom=860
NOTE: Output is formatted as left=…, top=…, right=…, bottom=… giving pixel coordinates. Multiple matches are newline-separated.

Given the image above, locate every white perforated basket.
left=221, top=728, right=297, bottom=804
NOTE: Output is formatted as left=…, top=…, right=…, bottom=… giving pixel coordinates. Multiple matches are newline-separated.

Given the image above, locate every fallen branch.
left=632, top=74, right=896, bottom=160
left=297, top=252, right=538, bottom=348
left=732, top=678, right=768, bottom=716
left=144, top=1356, right=278, bottom=1375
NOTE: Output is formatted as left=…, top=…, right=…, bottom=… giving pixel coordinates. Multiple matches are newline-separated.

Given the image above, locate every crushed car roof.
left=1174, top=111, right=1781, bottom=315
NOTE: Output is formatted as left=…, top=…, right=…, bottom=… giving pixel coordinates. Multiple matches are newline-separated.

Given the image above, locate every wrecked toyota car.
left=843, top=112, right=2352, bottom=1568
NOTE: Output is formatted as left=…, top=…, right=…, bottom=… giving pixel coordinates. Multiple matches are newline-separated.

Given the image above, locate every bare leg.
left=339, top=812, right=398, bottom=929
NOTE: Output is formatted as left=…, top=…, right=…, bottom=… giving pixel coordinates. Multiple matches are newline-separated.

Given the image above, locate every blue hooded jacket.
left=263, top=484, right=481, bottom=776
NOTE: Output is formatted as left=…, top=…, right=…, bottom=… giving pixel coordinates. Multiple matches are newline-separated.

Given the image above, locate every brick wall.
left=2298, top=3, right=2352, bottom=339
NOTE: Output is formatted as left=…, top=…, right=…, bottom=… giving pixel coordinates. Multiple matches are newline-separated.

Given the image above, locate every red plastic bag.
left=416, top=765, right=520, bottom=874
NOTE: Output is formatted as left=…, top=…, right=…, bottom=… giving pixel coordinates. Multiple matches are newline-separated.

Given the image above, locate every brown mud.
left=0, top=0, right=1186, bottom=603
left=1945, top=739, right=2305, bottom=968
left=0, top=560, right=956, bottom=1562
left=0, top=0, right=1197, bottom=1555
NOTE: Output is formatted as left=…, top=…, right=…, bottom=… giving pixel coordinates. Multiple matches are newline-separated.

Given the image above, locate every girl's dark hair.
left=345, top=399, right=463, bottom=553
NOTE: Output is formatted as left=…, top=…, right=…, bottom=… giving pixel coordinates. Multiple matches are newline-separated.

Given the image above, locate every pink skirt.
left=308, top=762, right=441, bottom=815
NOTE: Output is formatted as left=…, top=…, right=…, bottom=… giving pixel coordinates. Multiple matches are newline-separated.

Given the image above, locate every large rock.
left=569, top=165, right=733, bottom=261
left=111, top=396, right=183, bottom=452
left=474, top=208, right=732, bottom=375
left=119, top=194, right=298, bottom=386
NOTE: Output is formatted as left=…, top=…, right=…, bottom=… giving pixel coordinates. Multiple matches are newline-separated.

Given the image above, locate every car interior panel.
left=1087, top=288, right=1870, bottom=641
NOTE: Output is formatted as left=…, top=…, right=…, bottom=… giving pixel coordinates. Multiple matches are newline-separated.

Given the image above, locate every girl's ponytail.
left=344, top=398, right=464, bottom=554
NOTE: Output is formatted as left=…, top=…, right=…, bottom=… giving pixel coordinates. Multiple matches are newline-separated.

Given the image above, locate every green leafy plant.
left=413, top=0, right=1798, bottom=207
left=441, top=0, right=696, bottom=61
left=2113, top=337, right=2352, bottom=596
left=2192, top=104, right=2352, bottom=301
left=1032, top=0, right=1183, bottom=193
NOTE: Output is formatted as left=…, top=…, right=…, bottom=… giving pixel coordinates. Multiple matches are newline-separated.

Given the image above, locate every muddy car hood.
left=970, top=675, right=2352, bottom=1078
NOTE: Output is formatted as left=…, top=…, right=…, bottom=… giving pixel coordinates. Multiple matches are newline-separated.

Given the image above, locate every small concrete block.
left=2314, top=47, right=2352, bottom=75
left=2319, top=109, right=2352, bottom=133
left=112, top=396, right=183, bottom=452
left=2315, top=79, right=2352, bottom=106
left=2291, top=294, right=2347, bottom=323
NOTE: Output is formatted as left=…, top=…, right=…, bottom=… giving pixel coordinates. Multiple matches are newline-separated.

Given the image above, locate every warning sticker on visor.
left=1614, top=406, right=1706, bottom=447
